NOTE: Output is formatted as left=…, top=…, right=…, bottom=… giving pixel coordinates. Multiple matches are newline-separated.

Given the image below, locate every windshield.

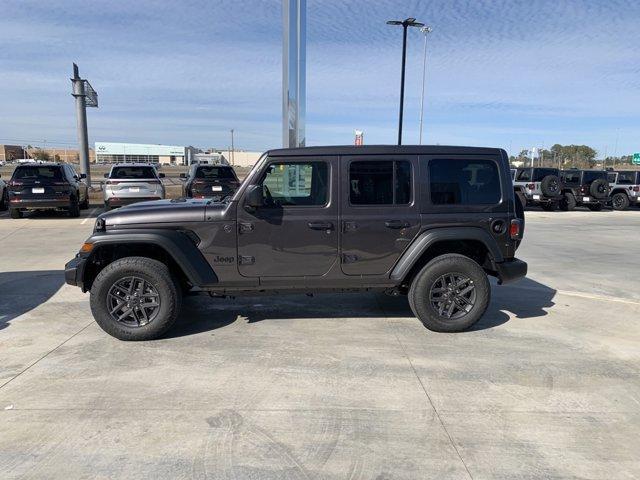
left=12, top=166, right=63, bottom=181
left=110, top=166, right=157, bottom=179
left=195, top=166, right=236, bottom=180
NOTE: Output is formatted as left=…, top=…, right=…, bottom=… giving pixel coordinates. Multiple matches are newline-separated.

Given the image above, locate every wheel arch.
left=81, top=229, right=218, bottom=291
left=610, top=188, right=629, bottom=197
left=390, top=228, right=503, bottom=285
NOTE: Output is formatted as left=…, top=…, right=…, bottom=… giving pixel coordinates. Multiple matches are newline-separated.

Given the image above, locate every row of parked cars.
left=0, top=162, right=241, bottom=217
left=511, top=167, right=640, bottom=211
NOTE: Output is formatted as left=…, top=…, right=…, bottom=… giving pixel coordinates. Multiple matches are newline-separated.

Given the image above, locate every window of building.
left=430, top=159, right=501, bottom=205
left=349, top=160, right=411, bottom=205
left=261, top=162, right=328, bottom=206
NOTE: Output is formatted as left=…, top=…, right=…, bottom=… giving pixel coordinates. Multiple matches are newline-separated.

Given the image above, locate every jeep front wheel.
left=559, top=192, right=576, bottom=211
left=90, top=257, right=182, bottom=341
left=611, top=193, right=629, bottom=211
left=408, top=254, right=490, bottom=332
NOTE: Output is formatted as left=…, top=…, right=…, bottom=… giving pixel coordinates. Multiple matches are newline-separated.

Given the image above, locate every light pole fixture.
left=418, top=26, right=432, bottom=145
left=387, top=17, right=424, bottom=145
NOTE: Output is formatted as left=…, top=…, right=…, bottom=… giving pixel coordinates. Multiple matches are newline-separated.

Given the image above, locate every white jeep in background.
left=607, top=171, right=640, bottom=211
left=513, top=167, right=563, bottom=211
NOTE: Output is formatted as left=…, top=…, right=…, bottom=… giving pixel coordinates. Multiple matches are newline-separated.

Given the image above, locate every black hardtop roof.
left=266, top=145, right=504, bottom=157
left=15, top=162, right=63, bottom=167
left=516, top=166, right=559, bottom=171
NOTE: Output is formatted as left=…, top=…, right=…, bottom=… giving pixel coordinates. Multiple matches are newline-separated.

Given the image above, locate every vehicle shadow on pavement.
left=168, top=277, right=557, bottom=338
left=0, top=270, right=65, bottom=331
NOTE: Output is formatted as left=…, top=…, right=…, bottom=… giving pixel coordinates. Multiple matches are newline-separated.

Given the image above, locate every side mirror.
left=159, top=173, right=166, bottom=178
left=80, top=173, right=87, bottom=179
left=244, top=184, right=264, bottom=209
left=179, top=173, right=187, bottom=179
left=103, top=173, right=109, bottom=178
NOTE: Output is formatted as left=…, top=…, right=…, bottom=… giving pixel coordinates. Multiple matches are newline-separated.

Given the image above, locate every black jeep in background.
left=7, top=163, right=89, bottom=218
left=65, top=145, right=527, bottom=341
left=180, top=164, right=240, bottom=201
left=559, top=169, right=610, bottom=211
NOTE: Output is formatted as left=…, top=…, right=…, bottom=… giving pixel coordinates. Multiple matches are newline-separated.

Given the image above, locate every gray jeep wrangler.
left=607, top=171, right=640, bottom=211
left=65, top=146, right=527, bottom=340
left=512, top=167, right=563, bottom=211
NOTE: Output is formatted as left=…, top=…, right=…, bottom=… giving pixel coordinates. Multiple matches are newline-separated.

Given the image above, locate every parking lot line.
left=80, top=207, right=100, bottom=225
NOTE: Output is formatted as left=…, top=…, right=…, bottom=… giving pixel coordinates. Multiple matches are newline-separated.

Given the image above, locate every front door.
left=237, top=157, right=338, bottom=277
left=340, top=156, right=420, bottom=275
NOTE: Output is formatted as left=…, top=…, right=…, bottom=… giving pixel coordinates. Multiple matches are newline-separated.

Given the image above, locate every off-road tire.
left=516, top=191, right=527, bottom=210
left=540, top=175, right=561, bottom=197
left=10, top=208, right=22, bottom=219
left=611, top=192, right=629, bottom=211
left=68, top=196, right=80, bottom=218
left=80, top=197, right=89, bottom=210
left=90, top=257, right=182, bottom=341
left=408, top=254, right=490, bottom=332
left=0, top=190, right=7, bottom=211
left=587, top=203, right=604, bottom=211
left=559, top=192, right=576, bottom=211
left=540, top=202, right=557, bottom=212
left=590, top=179, right=609, bottom=199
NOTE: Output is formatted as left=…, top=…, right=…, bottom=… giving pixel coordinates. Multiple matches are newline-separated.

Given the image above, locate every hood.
left=100, top=198, right=223, bottom=228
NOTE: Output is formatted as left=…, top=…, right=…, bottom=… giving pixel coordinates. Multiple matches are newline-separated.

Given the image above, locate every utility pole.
left=230, top=129, right=235, bottom=166
left=282, top=0, right=306, bottom=148
left=71, top=63, right=98, bottom=187
left=418, top=26, right=432, bottom=145
left=387, top=17, right=424, bottom=145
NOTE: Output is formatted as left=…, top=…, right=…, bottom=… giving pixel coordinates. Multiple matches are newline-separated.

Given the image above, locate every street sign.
left=633, top=153, right=640, bottom=165
left=83, top=80, right=98, bottom=107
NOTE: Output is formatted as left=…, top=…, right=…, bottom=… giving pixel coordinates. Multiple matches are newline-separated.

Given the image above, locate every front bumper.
left=495, top=258, right=527, bottom=285
left=65, top=255, right=88, bottom=290
left=9, top=196, right=71, bottom=209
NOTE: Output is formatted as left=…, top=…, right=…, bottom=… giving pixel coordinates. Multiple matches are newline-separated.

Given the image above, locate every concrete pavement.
left=0, top=208, right=639, bottom=479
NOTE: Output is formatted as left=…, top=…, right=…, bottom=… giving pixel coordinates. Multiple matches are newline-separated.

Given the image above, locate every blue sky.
left=0, top=0, right=638, bottom=157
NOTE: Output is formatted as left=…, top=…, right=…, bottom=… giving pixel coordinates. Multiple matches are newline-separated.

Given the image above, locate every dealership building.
left=95, top=142, right=191, bottom=165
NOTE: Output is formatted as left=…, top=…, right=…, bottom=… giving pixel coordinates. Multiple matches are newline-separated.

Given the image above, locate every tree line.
left=509, top=144, right=634, bottom=169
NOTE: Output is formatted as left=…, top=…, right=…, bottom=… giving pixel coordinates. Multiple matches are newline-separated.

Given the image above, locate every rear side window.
left=195, top=167, right=237, bottom=180
left=607, top=173, right=617, bottom=183
left=12, top=166, right=63, bottom=181
left=616, top=172, right=637, bottom=185
left=349, top=160, right=411, bottom=205
left=430, top=159, right=501, bottom=205
left=562, top=171, right=580, bottom=184
left=516, top=169, right=532, bottom=182
left=110, top=166, right=157, bottom=179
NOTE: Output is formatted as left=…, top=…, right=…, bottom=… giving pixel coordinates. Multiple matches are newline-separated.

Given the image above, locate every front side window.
left=430, top=159, right=501, bottom=205
left=261, top=162, right=328, bottom=206
left=349, top=160, right=411, bottom=205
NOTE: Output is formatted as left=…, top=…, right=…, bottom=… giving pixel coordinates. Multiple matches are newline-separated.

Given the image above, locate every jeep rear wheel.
left=611, top=192, right=629, bottom=211
left=90, top=257, right=182, bottom=341
left=10, top=208, right=22, bottom=219
left=0, top=190, right=7, bottom=211
left=408, top=254, right=490, bottom=332
left=559, top=192, right=576, bottom=211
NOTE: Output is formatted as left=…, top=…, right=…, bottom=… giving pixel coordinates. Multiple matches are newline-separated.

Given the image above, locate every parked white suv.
left=607, top=171, right=640, bottom=211
left=103, top=164, right=165, bottom=210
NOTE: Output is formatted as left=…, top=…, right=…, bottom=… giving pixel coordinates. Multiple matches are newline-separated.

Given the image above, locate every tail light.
left=633, top=186, right=640, bottom=192
left=510, top=219, right=522, bottom=239
left=526, top=183, right=535, bottom=190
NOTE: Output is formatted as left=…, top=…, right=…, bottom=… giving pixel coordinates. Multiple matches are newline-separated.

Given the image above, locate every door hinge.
left=239, top=222, right=254, bottom=233
left=239, top=255, right=255, bottom=265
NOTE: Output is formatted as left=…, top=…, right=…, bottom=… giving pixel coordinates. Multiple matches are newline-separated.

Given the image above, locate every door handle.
left=308, top=221, right=334, bottom=230
left=385, top=220, right=410, bottom=229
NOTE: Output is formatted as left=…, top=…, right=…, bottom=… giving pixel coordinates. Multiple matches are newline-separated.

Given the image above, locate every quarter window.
left=430, top=159, right=501, bottom=205
left=261, top=162, right=328, bottom=206
left=516, top=169, right=532, bottom=182
left=349, top=160, right=412, bottom=205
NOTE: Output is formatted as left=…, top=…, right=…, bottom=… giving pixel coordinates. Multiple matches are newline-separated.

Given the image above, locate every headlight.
left=94, top=217, right=106, bottom=232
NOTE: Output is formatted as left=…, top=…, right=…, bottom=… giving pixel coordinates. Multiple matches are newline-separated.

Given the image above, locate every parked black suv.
left=559, top=169, right=610, bottom=211
left=512, top=167, right=563, bottom=211
left=7, top=163, right=89, bottom=218
left=180, top=164, right=240, bottom=201
left=65, top=146, right=527, bottom=341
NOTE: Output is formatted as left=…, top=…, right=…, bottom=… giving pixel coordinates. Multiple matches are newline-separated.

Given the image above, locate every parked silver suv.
left=103, top=164, right=165, bottom=210
left=607, top=171, right=640, bottom=211
left=513, top=167, right=563, bottom=211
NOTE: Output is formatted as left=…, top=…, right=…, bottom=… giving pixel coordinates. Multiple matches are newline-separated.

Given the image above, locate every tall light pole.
left=230, top=129, right=235, bottom=166
left=387, top=17, right=424, bottom=145
left=418, top=26, right=432, bottom=145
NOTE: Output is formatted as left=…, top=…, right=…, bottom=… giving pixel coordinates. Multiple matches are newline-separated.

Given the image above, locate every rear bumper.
left=105, top=196, right=162, bottom=207
left=494, top=258, right=527, bottom=285
left=65, top=255, right=88, bottom=290
left=9, top=197, right=71, bottom=209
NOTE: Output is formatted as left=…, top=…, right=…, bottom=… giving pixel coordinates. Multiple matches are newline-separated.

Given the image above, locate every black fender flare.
left=390, top=227, right=504, bottom=282
left=85, top=229, right=218, bottom=286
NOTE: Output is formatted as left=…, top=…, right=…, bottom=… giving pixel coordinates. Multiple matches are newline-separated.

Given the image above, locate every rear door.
left=340, top=155, right=420, bottom=275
